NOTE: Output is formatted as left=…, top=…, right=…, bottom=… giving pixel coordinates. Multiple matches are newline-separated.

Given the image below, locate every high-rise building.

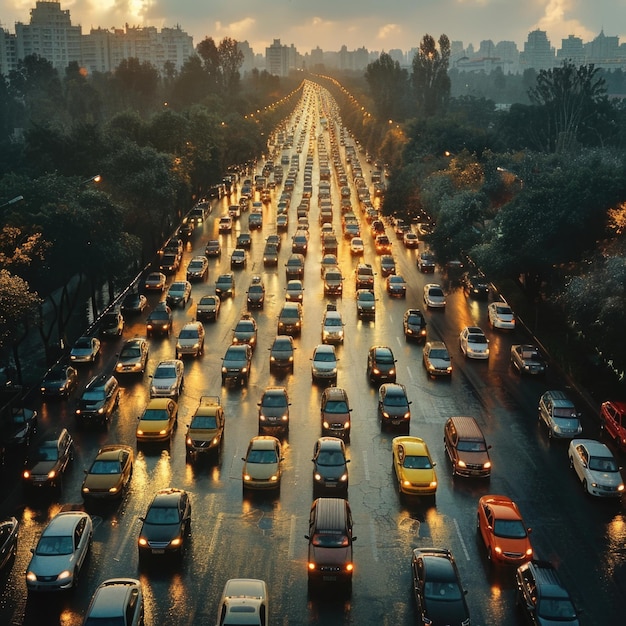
left=519, top=29, right=555, bottom=71
left=557, top=35, right=585, bottom=65
left=266, top=39, right=290, bottom=76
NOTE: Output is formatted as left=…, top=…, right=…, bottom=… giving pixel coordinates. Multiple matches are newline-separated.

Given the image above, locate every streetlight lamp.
left=0, top=195, right=24, bottom=209
left=80, top=174, right=102, bottom=186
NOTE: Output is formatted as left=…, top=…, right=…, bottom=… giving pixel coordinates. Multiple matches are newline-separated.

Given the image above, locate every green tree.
left=219, top=37, right=244, bottom=97
left=411, top=34, right=451, bottom=117
left=364, top=53, right=408, bottom=121
left=114, top=57, right=159, bottom=112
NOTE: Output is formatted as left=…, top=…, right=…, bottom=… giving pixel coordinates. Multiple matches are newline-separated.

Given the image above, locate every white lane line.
left=288, top=514, right=297, bottom=560
left=207, top=511, right=224, bottom=557
left=362, top=450, right=370, bottom=481
left=407, top=365, right=414, bottom=381
left=453, top=517, right=471, bottom=561
left=370, top=519, right=379, bottom=561
left=396, top=335, right=402, bottom=348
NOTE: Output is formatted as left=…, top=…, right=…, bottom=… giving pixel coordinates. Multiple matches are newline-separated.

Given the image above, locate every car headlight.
left=222, top=367, right=227, bottom=373
left=26, top=571, right=37, bottom=581
left=429, top=481, right=437, bottom=488
left=457, top=460, right=466, bottom=467
left=48, top=470, right=56, bottom=479
left=138, top=537, right=148, bottom=546
left=57, top=570, right=72, bottom=581
left=281, top=415, right=288, bottom=421
left=259, top=415, right=266, bottom=421
left=389, top=369, right=395, bottom=375
left=403, top=412, right=410, bottom=419
left=109, top=486, right=119, bottom=493
left=483, top=461, right=491, bottom=469
left=322, top=420, right=330, bottom=429
left=136, top=429, right=144, bottom=435
left=159, top=429, right=168, bottom=435
left=270, top=356, right=276, bottom=362
left=270, top=475, right=278, bottom=481
left=382, top=412, right=390, bottom=418
left=340, top=474, right=348, bottom=482
left=314, top=473, right=323, bottom=481
left=170, top=537, right=182, bottom=547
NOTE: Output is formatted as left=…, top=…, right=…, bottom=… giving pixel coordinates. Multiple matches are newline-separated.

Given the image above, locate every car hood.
left=313, top=361, right=337, bottom=371
left=28, top=460, right=56, bottom=475
left=138, top=418, right=171, bottom=433
left=223, top=358, right=247, bottom=368
left=259, top=406, right=288, bottom=418
left=310, top=545, right=351, bottom=565
left=28, top=552, right=77, bottom=576
left=187, top=427, right=220, bottom=441
left=245, top=462, right=279, bottom=479
left=271, top=350, right=292, bottom=360
left=428, top=356, right=451, bottom=369
left=423, top=596, right=469, bottom=625
left=398, top=466, right=435, bottom=483
left=178, top=338, right=200, bottom=347
left=315, top=464, right=347, bottom=480
left=142, top=522, right=181, bottom=543
left=71, top=348, right=92, bottom=356
left=588, top=469, right=623, bottom=487
left=152, top=377, right=177, bottom=388
left=83, top=474, right=121, bottom=491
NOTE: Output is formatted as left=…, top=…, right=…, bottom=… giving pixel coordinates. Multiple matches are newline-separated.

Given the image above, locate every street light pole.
left=0, top=195, right=24, bottom=209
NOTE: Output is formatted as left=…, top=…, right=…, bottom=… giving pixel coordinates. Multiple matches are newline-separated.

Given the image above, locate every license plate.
left=152, top=549, right=165, bottom=555
left=392, top=420, right=401, bottom=425
left=323, top=575, right=337, bottom=582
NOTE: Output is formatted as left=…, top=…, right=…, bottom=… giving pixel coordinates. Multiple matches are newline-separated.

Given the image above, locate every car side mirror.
left=30, top=548, right=35, bottom=554
left=139, top=517, right=145, bottom=523
left=487, top=444, right=492, bottom=450
left=527, top=528, right=532, bottom=534
left=346, top=459, right=351, bottom=463
left=241, top=457, right=246, bottom=462
left=352, top=536, right=357, bottom=542
left=408, top=401, right=413, bottom=405
left=304, top=534, right=310, bottom=540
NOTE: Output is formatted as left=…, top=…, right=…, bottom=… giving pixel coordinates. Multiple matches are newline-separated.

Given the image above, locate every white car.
left=176, top=322, right=205, bottom=358
left=488, top=302, right=516, bottom=330
left=285, top=279, right=305, bottom=302
left=568, top=439, right=624, bottom=498
left=423, top=283, right=446, bottom=308
left=83, top=578, right=144, bottom=625
left=321, top=308, right=344, bottom=344
left=26, top=511, right=93, bottom=592
left=150, top=359, right=184, bottom=398
left=311, top=344, right=338, bottom=384
left=217, top=578, right=268, bottom=626
left=70, top=336, right=101, bottom=363
left=459, top=326, right=490, bottom=359
left=350, top=237, right=364, bottom=255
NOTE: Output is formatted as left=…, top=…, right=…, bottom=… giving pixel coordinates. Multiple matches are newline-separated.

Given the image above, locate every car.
left=70, top=336, right=101, bottom=363
left=488, top=301, right=516, bottom=330
left=216, top=578, right=268, bottom=626
left=185, top=396, right=225, bottom=460
left=215, top=273, right=235, bottom=299
left=600, top=400, right=626, bottom=452
left=99, top=311, right=124, bottom=338
left=145, top=302, right=173, bottom=337
left=22, top=429, right=73, bottom=491
left=462, top=273, right=490, bottom=299
left=374, top=234, right=392, bottom=255
left=205, top=239, right=221, bottom=258
left=477, top=495, right=533, bottom=565
left=292, top=232, right=309, bottom=255
left=538, top=390, right=582, bottom=439
left=258, top=386, right=290, bottom=434
left=120, top=292, right=147, bottom=314
left=136, top=398, right=178, bottom=443
left=367, top=345, right=397, bottom=385
left=161, top=237, right=183, bottom=259
left=196, top=294, right=220, bottom=322
left=459, top=326, right=490, bottom=359
left=25, top=511, right=92, bottom=592
left=321, top=254, right=339, bottom=277
left=403, top=309, right=427, bottom=343
left=83, top=578, right=144, bottom=626
left=386, top=274, right=407, bottom=297
left=510, top=344, right=548, bottom=376
left=321, top=307, right=344, bottom=344
left=166, top=281, right=192, bottom=308
left=568, top=439, right=624, bottom=497
left=218, top=215, right=233, bottom=232
left=350, top=237, right=364, bottom=255
left=392, top=436, right=437, bottom=496
left=516, top=560, right=580, bottom=625
left=269, top=335, right=295, bottom=374
left=236, top=233, right=252, bottom=250
left=285, top=253, right=305, bottom=281
left=280, top=279, right=304, bottom=305
left=417, top=252, right=436, bottom=273
left=232, top=313, right=258, bottom=350
left=356, top=289, right=376, bottom=320
left=423, top=341, right=453, bottom=377
left=312, top=437, right=349, bottom=497
left=150, top=360, right=184, bottom=398
left=0, top=517, right=18, bottom=572
left=423, top=284, right=446, bottom=308
left=176, top=321, right=205, bottom=358
left=379, top=254, right=396, bottom=277
left=242, top=436, right=283, bottom=491
left=355, top=263, right=375, bottom=289
left=2, top=406, right=38, bottom=448
left=81, top=444, right=134, bottom=501
left=444, top=416, right=491, bottom=478
left=159, top=252, right=180, bottom=275
left=115, top=338, right=149, bottom=376
left=221, top=344, right=253, bottom=386
left=40, top=364, right=78, bottom=398
left=311, top=344, right=338, bottom=385
left=230, top=248, right=247, bottom=270
left=228, top=204, right=241, bottom=220
left=320, top=387, right=352, bottom=440
left=75, top=374, right=120, bottom=427
left=277, top=302, right=303, bottom=336
left=378, top=383, right=412, bottom=432
left=403, top=231, right=419, bottom=249
left=263, top=242, right=279, bottom=266
left=248, top=211, right=263, bottom=230
left=277, top=213, right=289, bottom=231
left=186, top=256, right=209, bottom=282
left=322, top=233, right=339, bottom=256
left=143, top=272, right=166, bottom=292
left=247, top=276, right=266, bottom=309
left=138, top=488, right=192, bottom=560
left=411, top=547, right=470, bottom=626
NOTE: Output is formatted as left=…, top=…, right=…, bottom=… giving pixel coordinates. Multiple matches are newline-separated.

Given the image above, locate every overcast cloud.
left=2, top=0, right=624, bottom=54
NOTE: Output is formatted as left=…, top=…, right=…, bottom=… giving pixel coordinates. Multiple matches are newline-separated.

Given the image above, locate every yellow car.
left=242, top=436, right=283, bottom=491
left=136, top=398, right=178, bottom=443
left=392, top=436, right=437, bottom=497
left=82, top=445, right=134, bottom=500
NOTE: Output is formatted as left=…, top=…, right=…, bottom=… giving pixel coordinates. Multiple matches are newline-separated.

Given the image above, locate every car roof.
left=95, top=445, right=131, bottom=461
left=394, top=436, right=428, bottom=455
left=43, top=511, right=89, bottom=535
left=250, top=436, right=280, bottom=450
left=223, top=578, right=266, bottom=599
left=317, top=437, right=345, bottom=451
left=481, top=495, right=521, bottom=519
left=146, top=398, right=175, bottom=410
left=323, top=386, right=348, bottom=401
left=382, top=383, right=406, bottom=394
left=151, top=488, right=185, bottom=507
left=314, top=344, right=335, bottom=355
left=572, top=438, right=613, bottom=456
left=426, top=341, right=447, bottom=350
left=88, top=579, right=140, bottom=618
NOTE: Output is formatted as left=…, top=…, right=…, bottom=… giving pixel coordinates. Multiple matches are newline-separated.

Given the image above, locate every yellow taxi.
left=136, top=398, right=178, bottom=443
left=392, top=436, right=437, bottom=498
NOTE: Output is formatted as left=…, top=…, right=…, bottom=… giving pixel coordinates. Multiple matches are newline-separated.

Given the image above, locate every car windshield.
left=179, top=329, right=199, bottom=339
left=82, top=390, right=105, bottom=402
left=423, top=581, right=463, bottom=601
left=537, top=597, right=577, bottom=620
left=90, top=460, right=122, bottom=475
left=317, top=451, right=346, bottom=466
left=236, top=321, right=255, bottom=332
left=468, top=335, right=486, bottom=344
left=429, top=288, right=444, bottom=297
left=457, top=441, right=487, bottom=452
left=429, top=349, right=450, bottom=361
left=145, top=506, right=180, bottom=525
left=34, top=445, right=58, bottom=461
left=189, top=261, right=203, bottom=270
left=247, top=449, right=278, bottom=464
left=403, top=455, right=432, bottom=469
left=376, top=352, right=394, bottom=364
left=120, top=346, right=141, bottom=358
left=249, top=286, right=263, bottom=294
left=154, top=367, right=176, bottom=379
left=74, top=338, right=92, bottom=349
left=149, top=311, right=169, bottom=321
left=36, top=535, right=73, bottom=556
left=169, top=285, right=185, bottom=294
left=273, top=341, right=291, bottom=352
left=311, top=532, right=349, bottom=548
left=325, top=318, right=342, bottom=327
left=496, top=306, right=512, bottom=315
left=493, top=519, right=527, bottom=539
left=141, top=409, right=170, bottom=421
left=554, top=407, right=576, bottom=418
left=589, top=456, right=618, bottom=472
left=315, top=352, right=335, bottom=363
left=200, top=297, right=217, bottom=305
left=262, top=395, right=287, bottom=408
left=225, top=348, right=245, bottom=360
left=385, top=394, right=407, bottom=407
left=359, top=293, right=374, bottom=302
left=325, top=401, right=348, bottom=414
left=191, top=416, right=217, bottom=429
left=46, top=368, right=66, bottom=381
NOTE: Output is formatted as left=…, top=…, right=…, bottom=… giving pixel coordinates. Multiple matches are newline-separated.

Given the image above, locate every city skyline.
left=0, top=0, right=624, bottom=56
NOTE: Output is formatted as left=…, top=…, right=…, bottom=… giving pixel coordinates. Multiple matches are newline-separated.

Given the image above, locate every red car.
left=477, top=495, right=533, bottom=566
left=600, top=400, right=626, bottom=451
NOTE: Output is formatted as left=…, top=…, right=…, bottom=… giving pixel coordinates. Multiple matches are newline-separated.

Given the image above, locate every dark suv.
left=75, top=374, right=120, bottom=427
left=146, top=303, right=173, bottom=337
left=22, top=429, right=73, bottom=492
left=221, top=344, right=253, bottom=386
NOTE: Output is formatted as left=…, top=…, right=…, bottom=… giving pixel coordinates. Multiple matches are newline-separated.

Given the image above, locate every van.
left=305, top=498, right=356, bottom=585
left=538, top=390, right=582, bottom=439
left=443, top=416, right=491, bottom=478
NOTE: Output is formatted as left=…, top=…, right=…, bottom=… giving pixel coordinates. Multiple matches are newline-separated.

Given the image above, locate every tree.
left=113, top=57, right=159, bottom=112
left=411, top=34, right=451, bottom=117
left=364, top=53, right=408, bottom=121
left=219, top=37, right=244, bottom=97
left=196, top=37, right=221, bottom=91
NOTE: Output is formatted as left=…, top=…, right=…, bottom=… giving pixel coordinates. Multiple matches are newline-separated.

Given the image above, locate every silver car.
left=83, top=578, right=144, bottom=626
left=26, top=511, right=93, bottom=592
left=150, top=360, right=184, bottom=398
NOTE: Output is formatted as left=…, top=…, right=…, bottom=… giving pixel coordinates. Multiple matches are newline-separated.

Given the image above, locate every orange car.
left=477, top=495, right=533, bottom=566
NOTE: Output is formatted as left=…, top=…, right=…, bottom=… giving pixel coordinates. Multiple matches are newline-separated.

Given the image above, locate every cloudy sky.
left=2, top=0, right=624, bottom=54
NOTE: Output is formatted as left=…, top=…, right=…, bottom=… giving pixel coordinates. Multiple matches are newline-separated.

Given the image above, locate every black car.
left=22, top=428, right=73, bottom=492
left=367, top=346, right=397, bottom=385
left=411, top=548, right=471, bottom=626
left=312, top=437, right=349, bottom=497
left=99, top=311, right=124, bottom=338
left=138, top=488, right=192, bottom=561
left=215, top=273, right=235, bottom=299
left=146, top=303, right=173, bottom=337
left=269, top=335, right=295, bottom=373
left=403, top=309, right=427, bottom=343
left=120, top=292, right=147, bottom=314
left=516, top=560, right=580, bottom=625
left=462, top=274, right=490, bottom=299
left=258, top=386, right=290, bottom=434
left=75, top=374, right=120, bottom=428
left=247, top=277, right=265, bottom=309
left=205, top=240, right=221, bottom=258
left=236, top=233, right=252, bottom=249
left=40, top=364, right=79, bottom=398
left=221, top=344, right=252, bottom=386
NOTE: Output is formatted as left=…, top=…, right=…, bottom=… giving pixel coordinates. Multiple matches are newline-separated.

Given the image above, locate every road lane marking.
left=453, top=517, right=471, bottom=561
left=362, top=450, right=370, bottom=481
left=288, top=514, right=297, bottom=559
left=407, top=365, right=414, bottom=381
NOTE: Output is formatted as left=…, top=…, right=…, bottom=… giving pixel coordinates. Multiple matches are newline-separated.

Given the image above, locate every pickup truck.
left=510, top=344, right=547, bottom=375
